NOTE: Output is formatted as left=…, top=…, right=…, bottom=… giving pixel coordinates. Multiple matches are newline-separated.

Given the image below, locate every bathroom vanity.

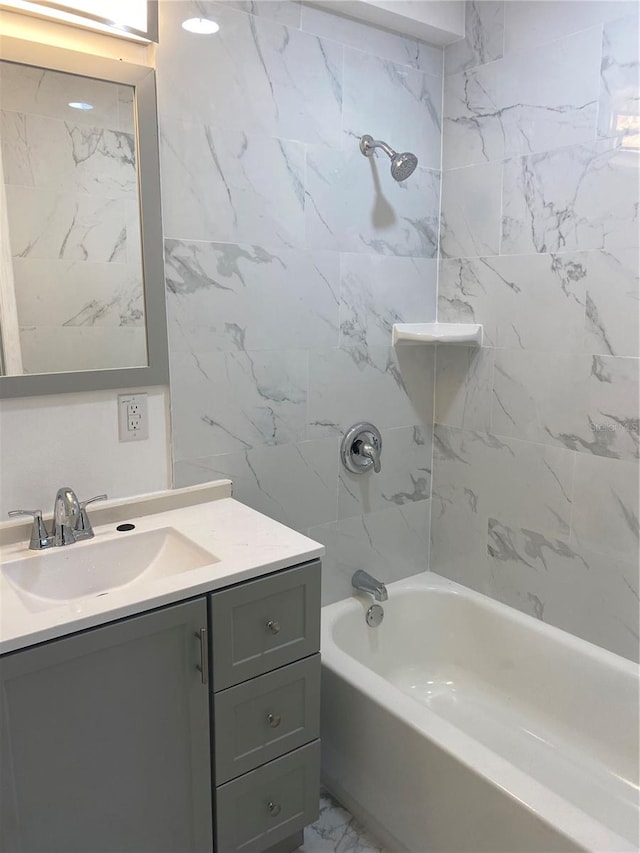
left=0, top=482, right=323, bottom=853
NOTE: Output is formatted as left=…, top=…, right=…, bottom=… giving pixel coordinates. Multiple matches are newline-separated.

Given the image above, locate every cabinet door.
left=0, top=599, right=212, bottom=853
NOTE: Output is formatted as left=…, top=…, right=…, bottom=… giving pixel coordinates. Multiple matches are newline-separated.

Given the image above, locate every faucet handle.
left=8, top=509, right=53, bottom=550
left=75, top=494, right=108, bottom=540
left=80, top=494, right=108, bottom=510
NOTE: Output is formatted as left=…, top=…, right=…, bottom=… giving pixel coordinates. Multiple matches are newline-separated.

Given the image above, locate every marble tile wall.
left=156, top=1, right=442, bottom=605
left=434, top=0, right=640, bottom=660
left=0, top=63, right=146, bottom=374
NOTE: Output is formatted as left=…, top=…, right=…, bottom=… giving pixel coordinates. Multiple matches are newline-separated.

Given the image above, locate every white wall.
left=0, top=387, right=171, bottom=517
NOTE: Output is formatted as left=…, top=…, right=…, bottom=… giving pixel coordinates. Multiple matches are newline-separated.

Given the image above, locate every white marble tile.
left=173, top=438, right=339, bottom=531
left=584, top=248, right=640, bottom=357
left=500, top=27, right=601, bottom=160
left=309, top=500, right=430, bottom=606
left=598, top=15, right=640, bottom=141
left=338, top=425, right=432, bottom=519
left=160, top=118, right=305, bottom=247
left=13, top=258, right=144, bottom=328
left=443, top=27, right=602, bottom=169
left=216, top=0, right=302, bottom=27
left=440, top=161, right=502, bottom=259
left=0, top=60, right=120, bottom=127
left=434, top=345, right=494, bottom=431
left=170, top=348, right=307, bottom=458
left=5, top=186, right=129, bottom=263
left=445, top=1, right=504, bottom=76
left=503, top=1, right=639, bottom=54
left=299, top=3, right=443, bottom=76
left=343, top=48, right=442, bottom=170
left=1, top=111, right=137, bottom=197
left=430, top=475, right=491, bottom=590
left=438, top=253, right=588, bottom=352
left=339, top=254, right=437, bottom=349
left=117, top=85, right=135, bottom=134
left=571, top=454, right=639, bottom=561
left=157, top=0, right=342, bottom=146
left=305, top=146, right=440, bottom=257
left=431, top=424, right=575, bottom=540
left=501, top=139, right=640, bottom=255
left=442, top=60, right=504, bottom=170
left=307, top=345, right=434, bottom=440
left=302, top=788, right=388, bottom=853
left=492, top=351, right=639, bottom=460
left=486, top=519, right=639, bottom=661
left=19, top=326, right=147, bottom=374
left=165, top=240, right=339, bottom=352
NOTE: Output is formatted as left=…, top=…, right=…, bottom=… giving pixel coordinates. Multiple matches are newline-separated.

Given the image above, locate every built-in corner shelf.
left=392, top=323, right=483, bottom=347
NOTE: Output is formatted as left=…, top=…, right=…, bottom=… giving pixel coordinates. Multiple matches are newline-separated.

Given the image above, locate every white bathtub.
left=320, top=572, right=639, bottom=853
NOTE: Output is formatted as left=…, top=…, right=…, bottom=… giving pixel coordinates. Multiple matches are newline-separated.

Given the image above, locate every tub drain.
left=366, top=604, right=384, bottom=627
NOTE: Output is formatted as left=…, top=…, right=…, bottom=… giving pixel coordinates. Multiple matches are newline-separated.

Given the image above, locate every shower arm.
left=359, top=136, right=395, bottom=159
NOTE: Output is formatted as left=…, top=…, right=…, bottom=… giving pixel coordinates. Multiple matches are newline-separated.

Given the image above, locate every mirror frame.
left=0, top=36, right=169, bottom=398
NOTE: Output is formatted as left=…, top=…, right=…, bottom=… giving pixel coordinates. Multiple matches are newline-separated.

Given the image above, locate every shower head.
left=359, top=134, right=418, bottom=182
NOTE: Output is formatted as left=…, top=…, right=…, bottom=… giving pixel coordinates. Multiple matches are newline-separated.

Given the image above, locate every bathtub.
left=320, top=572, right=639, bottom=853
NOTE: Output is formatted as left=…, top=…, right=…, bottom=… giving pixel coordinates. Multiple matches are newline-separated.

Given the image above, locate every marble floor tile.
left=301, top=789, right=388, bottom=853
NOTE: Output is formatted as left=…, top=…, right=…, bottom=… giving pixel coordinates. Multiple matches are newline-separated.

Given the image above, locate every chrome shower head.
left=359, top=134, right=418, bottom=182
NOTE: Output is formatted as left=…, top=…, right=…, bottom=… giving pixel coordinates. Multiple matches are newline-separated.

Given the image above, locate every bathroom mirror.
left=0, top=37, right=168, bottom=398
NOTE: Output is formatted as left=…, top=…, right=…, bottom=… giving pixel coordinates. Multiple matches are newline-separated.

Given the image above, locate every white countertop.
left=0, top=484, right=324, bottom=655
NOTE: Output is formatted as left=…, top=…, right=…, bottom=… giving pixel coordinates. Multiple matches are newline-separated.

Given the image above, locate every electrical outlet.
left=118, top=393, right=149, bottom=442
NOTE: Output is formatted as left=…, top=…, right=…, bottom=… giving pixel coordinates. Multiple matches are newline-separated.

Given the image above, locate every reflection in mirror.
left=0, top=60, right=148, bottom=376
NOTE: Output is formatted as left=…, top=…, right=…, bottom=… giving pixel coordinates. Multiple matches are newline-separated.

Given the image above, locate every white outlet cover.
left=118, top=393, right=149, bottom=442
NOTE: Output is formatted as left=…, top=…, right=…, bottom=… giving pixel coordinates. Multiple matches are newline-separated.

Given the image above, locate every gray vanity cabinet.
left=0, top=598, right=213, bottom=853
left=0, top=559, right=322, bottom=853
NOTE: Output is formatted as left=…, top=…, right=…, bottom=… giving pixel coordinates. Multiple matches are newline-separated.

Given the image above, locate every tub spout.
left=352, top=569, right=388, bottom=602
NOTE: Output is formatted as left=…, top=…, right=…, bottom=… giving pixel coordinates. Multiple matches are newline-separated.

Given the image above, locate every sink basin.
left=2, top=527, right=218, bottom=611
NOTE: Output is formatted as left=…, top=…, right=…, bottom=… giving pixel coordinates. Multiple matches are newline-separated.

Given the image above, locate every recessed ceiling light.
left=182, top=17, right=220, bottom=34
left=68, top=102, right=94, bottom=111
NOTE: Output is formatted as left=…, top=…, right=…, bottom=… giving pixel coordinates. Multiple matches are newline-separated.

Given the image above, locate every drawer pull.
left=267, top=712, right=281, bottom=728
left=268, top=801, right=281, bottom=817
left=195, top=627, right=208, bottom=685
left=266, top=620, right=280, bottom=635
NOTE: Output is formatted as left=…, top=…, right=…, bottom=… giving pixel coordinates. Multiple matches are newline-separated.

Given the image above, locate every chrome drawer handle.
left=194, top=628, right=208, bottom=686
left=266, top=620, right=280, bottom=635
left=268, top=801, right=281, bottom=817
left=267, top=713, right=281, bottom=729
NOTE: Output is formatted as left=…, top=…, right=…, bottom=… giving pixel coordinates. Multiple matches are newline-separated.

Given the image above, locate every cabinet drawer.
left=214, top=655, right=320, bottom=784
left=209, top=561, right=320, bottom=691
left=215, top=740, right=320, bottom=853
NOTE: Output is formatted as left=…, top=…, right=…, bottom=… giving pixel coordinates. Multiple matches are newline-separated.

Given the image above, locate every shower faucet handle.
left=341, top=422, right=382, bottom=475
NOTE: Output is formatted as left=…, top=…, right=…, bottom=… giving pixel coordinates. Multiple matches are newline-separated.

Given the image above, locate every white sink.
left=1, top=527, right=218, bottom=611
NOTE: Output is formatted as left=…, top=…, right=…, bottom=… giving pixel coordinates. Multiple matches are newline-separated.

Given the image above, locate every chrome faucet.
left=352, top=570, right=388, bottom=602
left=8, top=488, right=107, bottom=550
left=51, top=487, right=82, bottom=546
